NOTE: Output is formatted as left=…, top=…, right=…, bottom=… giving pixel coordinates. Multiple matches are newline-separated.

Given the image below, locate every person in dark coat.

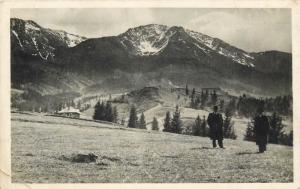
left=207, top=106, right=224, bottom=148
left=254, top=107, right=270, bottom=153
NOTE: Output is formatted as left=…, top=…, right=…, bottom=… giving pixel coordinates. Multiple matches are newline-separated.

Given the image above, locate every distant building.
left=57, top=107, right=80, bottom=118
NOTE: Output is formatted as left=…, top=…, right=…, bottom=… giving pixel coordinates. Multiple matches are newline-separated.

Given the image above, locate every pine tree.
left=220, top=99, right=225, bottom=112
left=121, top=118, right=125, bottom=125
left=192, top=115, right=202, bottom=136
left=171, top=105, right=183, bottom=133
left=211, top=90, right=217, bottom=106
left=185, top=84, right=189, bottom=96
left=163, top=111, right=172, bottom=132
left=138, top=112, right=147, bottom=129
left=71, top=100, right=76, bottom=108
left=196, top=96, right=201, bottom=107
left=105, top=102, right=113, bottom=122
left=244, top=119, right=255, bottom=141
left=191, top=88, right=196, bottom=98
left=93, top=101, right=101, bottom=120
left=190, top=97, right=196, bottom=109
left=200, top=91, right=205, bottom=108
left=152, top=117, right=159, bottom=131
left=128, top=105, right=138, bottom=128
left=201, top=116, right=208, bottom=137
left=112, top=106, right=118, bottom=123
left=98, top=101, right=105, bottom=120
left=269, top=113, right=285, bottom=144
left=223, top=108, right=237, bottom=139
left=77, top=100, right=81, bottom=110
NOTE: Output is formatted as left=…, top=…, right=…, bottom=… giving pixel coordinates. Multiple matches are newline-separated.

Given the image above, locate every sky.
left=11, top=8, right=291, bottom=53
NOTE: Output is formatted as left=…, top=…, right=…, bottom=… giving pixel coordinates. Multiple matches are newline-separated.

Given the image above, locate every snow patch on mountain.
left=193, top=43, right=211, bottom=53
left=139, top=41, right=160, bottom=55
left=12, top=30, right=24, bottom=49
left=186, top=29, right=215, bottom=50
left=186, top=29, right=254, bottom=67
left=25, top=22, right=40, bottom=32
left=119, top=24, right=171, bottom=56
left=243, top=53, right=254, bottom=60
left=55, top=30, right=87, bottom=47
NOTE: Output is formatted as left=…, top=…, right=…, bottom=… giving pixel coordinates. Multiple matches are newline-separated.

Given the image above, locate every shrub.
left=152, top=117, right=159, bottom=131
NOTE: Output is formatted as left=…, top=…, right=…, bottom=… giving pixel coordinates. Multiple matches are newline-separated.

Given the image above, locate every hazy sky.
left=11, top=8, right=291, bottom=53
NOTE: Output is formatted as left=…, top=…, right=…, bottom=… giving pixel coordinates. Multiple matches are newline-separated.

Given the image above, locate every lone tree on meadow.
left=223, top=108, right=237, bottom=139
left=192, top=115, right=202, bottom=136
left=244, top=120, right=255, bottom=141
left=170, top=105, right=183, bottom=134
left=128, top=105, right=138, bottom=128
left=152, top=117, right=159, bottom=131
left=163, top=111, right=172, bottom=132
left=201, top=115, right=208, bottom=137
left=138, top=112, right=147, bottom=129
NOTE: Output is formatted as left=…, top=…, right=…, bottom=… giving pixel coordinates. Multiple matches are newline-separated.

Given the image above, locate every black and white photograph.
left=7, top=7, right=294, bottom=184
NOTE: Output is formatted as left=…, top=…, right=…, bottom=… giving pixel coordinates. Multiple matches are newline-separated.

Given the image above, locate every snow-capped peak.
left=118, top=24, right=255, bottom=67
left=11, top=18, right=87, bottom=62
left=119, top=24, right=170, bottom=56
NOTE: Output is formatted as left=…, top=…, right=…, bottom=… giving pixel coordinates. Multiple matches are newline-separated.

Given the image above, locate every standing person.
left=254, top=107, right=270, bottom=153
left=207, top=106, right=224, bottom=148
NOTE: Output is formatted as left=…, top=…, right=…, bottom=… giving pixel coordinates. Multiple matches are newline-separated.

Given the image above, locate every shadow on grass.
left=236, top=151, right=259, bottom=155
left=190, top=146, right=214, bottom=150
left=160, top=155, right=179, bottom=158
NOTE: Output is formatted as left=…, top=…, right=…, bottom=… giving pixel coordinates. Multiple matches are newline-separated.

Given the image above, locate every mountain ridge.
left=10, top=18, right=292, bottom=98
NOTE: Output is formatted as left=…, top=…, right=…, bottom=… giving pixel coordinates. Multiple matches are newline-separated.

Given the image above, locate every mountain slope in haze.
left=11, top=19, right=292, bottom=99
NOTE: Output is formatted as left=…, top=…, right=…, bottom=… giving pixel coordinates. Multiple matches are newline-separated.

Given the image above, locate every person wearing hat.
left=254, top=107, right=270, bottom=153
left=207, top=105, right=224, bottom=148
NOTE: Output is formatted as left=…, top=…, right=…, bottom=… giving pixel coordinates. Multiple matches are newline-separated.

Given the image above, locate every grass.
left=11, top=113, right=293, bottom=183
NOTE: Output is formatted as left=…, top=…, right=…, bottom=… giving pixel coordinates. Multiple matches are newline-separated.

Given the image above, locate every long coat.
left=254, top=115, right=270, bottom=145
left=207, top=112, right=224, bottom=140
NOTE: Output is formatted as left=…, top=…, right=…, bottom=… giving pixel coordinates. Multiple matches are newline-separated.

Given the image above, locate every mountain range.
left=11, top=18, right=292, bottom=98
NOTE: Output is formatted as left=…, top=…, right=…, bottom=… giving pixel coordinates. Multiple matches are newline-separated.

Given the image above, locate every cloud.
left=185, top=10, right=291, bottom=52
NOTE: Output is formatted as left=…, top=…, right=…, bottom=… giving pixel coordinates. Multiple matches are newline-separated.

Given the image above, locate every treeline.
left=186, top=87, right=218, bottom=109
left=162, top=105, right=237, bottom=139
left=185, top=85, right=292, bottom=118
left=11, top=89, right=86, bottom=113
left=244, top=112, right=293, bottom=146
left=120, top=104, right=237, bottom=140
left=93, top=101, right=118, bottom=123
left=237, top=95, right=292, bottom=117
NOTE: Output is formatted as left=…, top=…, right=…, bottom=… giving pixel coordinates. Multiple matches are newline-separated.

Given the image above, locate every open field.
left=11, top=113, right=293, bottom=183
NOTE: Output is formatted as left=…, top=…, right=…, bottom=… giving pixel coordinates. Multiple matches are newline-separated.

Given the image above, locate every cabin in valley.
left=57, top=107, right=80, bottom=118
